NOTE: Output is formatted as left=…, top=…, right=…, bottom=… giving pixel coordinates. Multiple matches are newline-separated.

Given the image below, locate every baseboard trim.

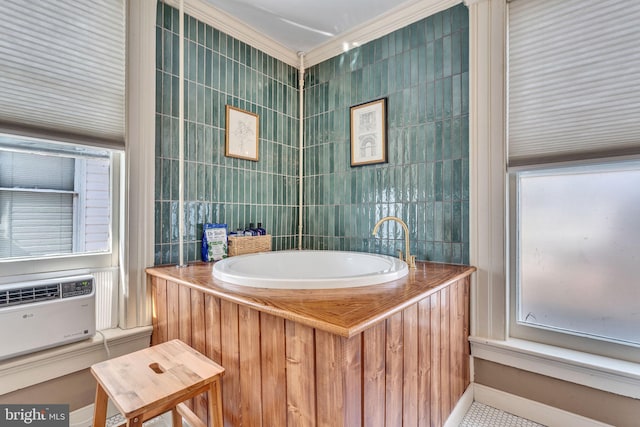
left=444, top=384, right=475, bottom=427
left=74, top=382, right=612, bottom=427
left=473, top=383, right=614, bottom=427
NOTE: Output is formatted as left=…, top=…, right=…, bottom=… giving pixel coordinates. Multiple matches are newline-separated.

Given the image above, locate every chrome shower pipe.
left=178, top=0, right=185, bottom=266
left=297, top=52, right=305, bottom=250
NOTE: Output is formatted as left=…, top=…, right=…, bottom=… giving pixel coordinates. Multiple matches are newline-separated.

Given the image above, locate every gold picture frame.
left=350, top=98, right=387, bottom=166
left=225, top=105, right=259, bottom=161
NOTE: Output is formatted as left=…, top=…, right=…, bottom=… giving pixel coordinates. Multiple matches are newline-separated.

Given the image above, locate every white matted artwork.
left=350, top=98, right=387, bottom=166
left=225, top=105, right=259, bottom=161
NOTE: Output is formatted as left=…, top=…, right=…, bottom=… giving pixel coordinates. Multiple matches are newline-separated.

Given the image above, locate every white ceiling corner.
left=165, top=0, right=462, bottom=68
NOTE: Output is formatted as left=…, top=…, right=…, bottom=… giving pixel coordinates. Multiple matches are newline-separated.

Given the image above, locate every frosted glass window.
left=516, top=164, right=640, bottom=345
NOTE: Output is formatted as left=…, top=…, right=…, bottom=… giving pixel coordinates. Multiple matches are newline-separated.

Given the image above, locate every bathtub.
left=212, top=250, right=409, bottom=289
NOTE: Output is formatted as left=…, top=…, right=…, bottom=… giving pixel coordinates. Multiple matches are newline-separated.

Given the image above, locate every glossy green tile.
left=452, top=158, right=462, bottom=201
left=395, top=31, right=404, bottom=55
left=434, top=12, right=443, bottom=40
left=443, top=76, right=453, bottom=118
left=443, top=35, right=451, bottom=77
left=461, top=114, right=469, bottom=160
left=426, top=42, right=435, bottom=82
left=434, top=79, right=443, bottom=120
left=442, top=8, right=451, bottom=36
left=461, top=72, right=469, bottom=116
left=451, top=30, right=462, bottom=76
left=403, top=87, right=412, bottom=127
left=443, top=159, right=453, bottom=201
left=184, top=122, right=194, bottom=161
left=170, top=75, right=179, bottom=117
left=425, top=122, right=435, bottom=161
left=417, top=83, right=427, bottom=122
left=162, top=30, right=172, bottom=73
left=434, top=38, right=443, bottom=80
left=435, top=121, right=443, bottom=160
left=461, top=27, right=469, bottom=72
left=388, top=32, right=396, bottom=57
left=434, top=161, right=443, bottom=202
left=442, top=118, right=452, bottom=159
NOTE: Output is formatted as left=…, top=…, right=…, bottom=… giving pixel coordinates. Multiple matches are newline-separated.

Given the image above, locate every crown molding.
left=161, top=0, right=300, bottom=68
left=164, top=0, right=462, bottom=70
left=303, top=0, right=462, bottom=67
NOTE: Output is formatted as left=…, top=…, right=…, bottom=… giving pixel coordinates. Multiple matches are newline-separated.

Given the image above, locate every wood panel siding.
left=149, top=262, right=473, bottom=427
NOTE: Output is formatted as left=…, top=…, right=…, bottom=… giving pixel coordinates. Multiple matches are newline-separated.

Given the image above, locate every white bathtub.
left=212, top=250, right=409, bottom=289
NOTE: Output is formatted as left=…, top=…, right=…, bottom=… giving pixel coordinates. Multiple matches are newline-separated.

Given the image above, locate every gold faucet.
left=372, top=216, right=416, bottom=269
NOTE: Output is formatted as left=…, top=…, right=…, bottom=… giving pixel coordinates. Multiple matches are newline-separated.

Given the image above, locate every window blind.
left=508, top=0, right=640, bottom=167
left=0, top=1, right=125, bottom=149
left=0, top=152, right=75, bottom=258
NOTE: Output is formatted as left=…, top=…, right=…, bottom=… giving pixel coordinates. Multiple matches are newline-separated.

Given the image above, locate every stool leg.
left=207, top=378, right=224, bottom=427
left=93, top=384, right=108, bottom=427
left=171, top=407, right=182, bottom=427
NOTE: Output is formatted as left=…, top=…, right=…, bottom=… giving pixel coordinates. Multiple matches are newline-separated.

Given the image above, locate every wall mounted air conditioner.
left=0, top=275, right=95, bottom=361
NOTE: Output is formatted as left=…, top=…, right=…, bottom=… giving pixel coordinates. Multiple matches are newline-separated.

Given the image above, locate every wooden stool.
left=91, top=339, right=224, bottom=427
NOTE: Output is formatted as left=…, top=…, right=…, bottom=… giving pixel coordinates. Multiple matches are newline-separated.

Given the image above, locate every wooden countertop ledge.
left=146, top=261, right=475, bottom=338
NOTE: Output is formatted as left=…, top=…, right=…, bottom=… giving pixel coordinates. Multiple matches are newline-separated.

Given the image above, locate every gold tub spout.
left=372, top=216, right=416, bottom=269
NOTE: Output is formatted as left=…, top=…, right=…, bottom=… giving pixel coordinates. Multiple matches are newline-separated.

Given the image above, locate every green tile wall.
left=155, top=4, right=299, bottom=265
left=303, top=4, right=469, bottom=264
left=154, top=3, right=469, bottom=266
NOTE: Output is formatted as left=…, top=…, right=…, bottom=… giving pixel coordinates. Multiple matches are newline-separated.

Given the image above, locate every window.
left=507, top=0, right=640, bottom=361
left=510, top=162, right=640, bottom=356
left=0, top=0, right=136, bottom=338
left=0, top=139, right=112, bottom=260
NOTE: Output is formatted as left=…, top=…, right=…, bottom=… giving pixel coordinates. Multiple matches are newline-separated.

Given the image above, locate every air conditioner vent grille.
left=0, top=284, right=60, bottom=307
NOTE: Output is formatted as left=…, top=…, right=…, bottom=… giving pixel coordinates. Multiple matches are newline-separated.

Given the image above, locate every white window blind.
left=0, top=151, right=75, bottom=258
left=0, top=1, right=125, bottom=149
left=508, top=0, right=640, bottom=167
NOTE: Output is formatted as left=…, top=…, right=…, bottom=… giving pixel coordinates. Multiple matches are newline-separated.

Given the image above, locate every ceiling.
left=203, top=0, right=418, bottom=53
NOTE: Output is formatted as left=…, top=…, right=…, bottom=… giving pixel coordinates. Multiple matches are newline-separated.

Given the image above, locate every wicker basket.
left=227, top=234, right=272, bottom=256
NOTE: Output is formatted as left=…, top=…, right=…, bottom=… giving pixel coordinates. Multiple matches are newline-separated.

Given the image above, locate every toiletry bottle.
left=244, top=224, right=256, bottom=236
left=256, top=222, right=266, bottom=235
left=235, top=228, right=245, bottom=237
left=250, top=222, right=260, bottom=235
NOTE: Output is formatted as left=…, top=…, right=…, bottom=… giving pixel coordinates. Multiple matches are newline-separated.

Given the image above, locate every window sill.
left=469, top=336, right=640, bottom=399
left=0, top=326, right=152, bottom=395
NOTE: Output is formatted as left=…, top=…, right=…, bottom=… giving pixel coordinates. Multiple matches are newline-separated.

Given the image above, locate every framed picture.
left=225, top=105, right=259, bottom=161
left=350, top=98, right=387, bottom=166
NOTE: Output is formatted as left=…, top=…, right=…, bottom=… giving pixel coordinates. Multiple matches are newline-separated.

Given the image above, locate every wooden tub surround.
left=147, top=260, right=475, bottom=427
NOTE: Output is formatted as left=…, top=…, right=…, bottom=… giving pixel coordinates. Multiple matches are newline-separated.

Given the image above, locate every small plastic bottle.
left=256, top=222, right=266, bottom=235
left=244, top=223, right=257, bottom=236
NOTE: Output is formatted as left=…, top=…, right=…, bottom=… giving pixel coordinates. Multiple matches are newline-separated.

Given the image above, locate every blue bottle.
left=245, top=223, right=257, bottom=236
left=256, top=222, right=266, bottom=235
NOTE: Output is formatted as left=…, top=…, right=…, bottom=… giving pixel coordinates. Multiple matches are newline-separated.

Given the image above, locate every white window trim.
left=120, top=0, right=157, bottom=330
left=470, top=337, right=640, bottom=399
left=465, top=0, right=640, bottom=398
left=0, top=326, right=152, bottom=395
left=0, top=151, right=121, bottom=276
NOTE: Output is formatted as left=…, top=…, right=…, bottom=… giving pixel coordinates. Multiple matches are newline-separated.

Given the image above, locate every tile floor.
left=106, top=412, right=174, bottom=427
left=107, top=401, right=544, bottom=427
left=460, top=402, right=545, bottom=427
